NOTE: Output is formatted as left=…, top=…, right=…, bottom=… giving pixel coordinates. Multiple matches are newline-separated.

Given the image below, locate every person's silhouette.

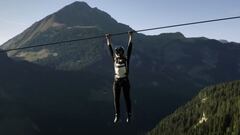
left=105, top=32, right=133, bottom=123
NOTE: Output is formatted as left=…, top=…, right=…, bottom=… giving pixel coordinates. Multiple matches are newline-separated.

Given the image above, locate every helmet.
left=115, top=46, right=125, bottom=56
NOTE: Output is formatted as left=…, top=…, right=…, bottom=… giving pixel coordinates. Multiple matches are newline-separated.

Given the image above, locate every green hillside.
left=148, top=80, right=240, bottom=135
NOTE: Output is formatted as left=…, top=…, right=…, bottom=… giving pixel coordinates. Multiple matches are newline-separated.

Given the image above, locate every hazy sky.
left=0, top=0, right=240, bottom=45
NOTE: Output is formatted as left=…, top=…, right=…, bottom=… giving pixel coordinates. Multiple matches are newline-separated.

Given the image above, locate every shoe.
left=126, top=113, right=131, bottom=123
left=114, top=114, right=120, bottom=124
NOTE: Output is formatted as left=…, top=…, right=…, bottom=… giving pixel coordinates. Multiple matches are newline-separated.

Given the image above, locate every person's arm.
left=105, top=34, right=114, bottom=61
left=127, top=31, right=133, bottom=66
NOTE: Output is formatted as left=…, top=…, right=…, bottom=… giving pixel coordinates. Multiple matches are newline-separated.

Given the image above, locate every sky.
left=0, top=0, right=240, bottom=45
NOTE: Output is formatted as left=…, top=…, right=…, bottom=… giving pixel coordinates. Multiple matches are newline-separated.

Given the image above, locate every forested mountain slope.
left=149, top=80, right=240, bottom=135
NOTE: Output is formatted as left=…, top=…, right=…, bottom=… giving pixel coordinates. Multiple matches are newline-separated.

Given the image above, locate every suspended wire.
left=1, top=16, right=240, bottom=53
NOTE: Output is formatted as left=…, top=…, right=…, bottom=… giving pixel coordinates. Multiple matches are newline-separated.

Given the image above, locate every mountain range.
left=1, top=1, right=240, bottom=135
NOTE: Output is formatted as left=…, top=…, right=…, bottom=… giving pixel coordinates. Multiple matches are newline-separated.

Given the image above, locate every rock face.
left=148, top=80, right=240, bottom=135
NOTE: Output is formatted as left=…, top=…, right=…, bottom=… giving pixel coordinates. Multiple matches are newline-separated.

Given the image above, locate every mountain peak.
left=52, top=1, right=97, bottom=26
left=52, top=1, right=130, bottom=31
left=56, top=1, right=92, bottom=16
left=158, top=32, right=185, bottom=40
left=63, top=1, right=91, bottom=10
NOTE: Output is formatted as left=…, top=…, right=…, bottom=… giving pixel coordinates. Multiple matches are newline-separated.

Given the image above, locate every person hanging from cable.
left=105, top=31, right=133, bottom=124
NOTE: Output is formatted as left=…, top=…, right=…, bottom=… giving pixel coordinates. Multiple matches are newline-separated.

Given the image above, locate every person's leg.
left=113, top=80, right=121, bottom=123
left=122, top=78, right=132, bottom=122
